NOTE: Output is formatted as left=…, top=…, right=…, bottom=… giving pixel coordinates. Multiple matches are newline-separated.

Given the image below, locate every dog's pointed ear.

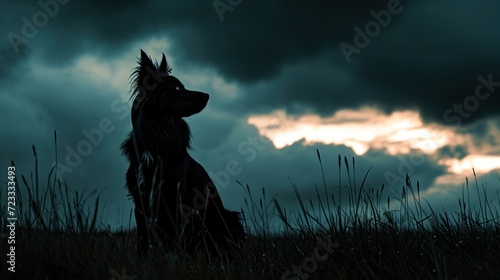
left=136, top=50, right=157, bottom=88
left=159, top=53, right=167, bottom=72
left=140, top=50, right=155, bottom=70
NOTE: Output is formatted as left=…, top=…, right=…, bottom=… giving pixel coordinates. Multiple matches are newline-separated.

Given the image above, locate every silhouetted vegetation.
left=1, top=144, right=499, bottom=280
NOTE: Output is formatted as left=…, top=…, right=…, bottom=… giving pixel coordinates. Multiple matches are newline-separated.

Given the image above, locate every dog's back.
left=122, top=50, right=245, bottom=256
left=181, top=156, right=246, bottom=252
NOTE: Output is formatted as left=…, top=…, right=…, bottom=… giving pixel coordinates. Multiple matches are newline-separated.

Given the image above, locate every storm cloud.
left=1, top=0, right=499, bottom=228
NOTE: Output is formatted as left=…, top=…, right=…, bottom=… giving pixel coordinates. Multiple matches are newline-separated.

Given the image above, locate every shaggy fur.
left=121, top=50, right=245, bottom=256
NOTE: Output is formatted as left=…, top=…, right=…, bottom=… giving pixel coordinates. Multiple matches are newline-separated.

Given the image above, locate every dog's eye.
left=175, top=86, right=181, bottom=91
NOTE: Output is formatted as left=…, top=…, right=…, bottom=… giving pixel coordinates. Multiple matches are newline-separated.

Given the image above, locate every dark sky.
left=1, top=0, right=499, bottom=229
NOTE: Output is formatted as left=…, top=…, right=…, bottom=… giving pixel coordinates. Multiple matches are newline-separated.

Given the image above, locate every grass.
left=1, top=142, right=499, bottom=280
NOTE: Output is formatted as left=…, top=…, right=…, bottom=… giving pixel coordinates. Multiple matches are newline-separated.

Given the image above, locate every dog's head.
left=131, top=50, right=209, bottom=119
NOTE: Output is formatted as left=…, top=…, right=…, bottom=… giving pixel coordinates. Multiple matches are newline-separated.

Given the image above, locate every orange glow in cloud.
left=439, top=155, right=500, bottom=174
left=248, top=108, right=451, bottom=155
left=248, top=107, right=500, bottom=175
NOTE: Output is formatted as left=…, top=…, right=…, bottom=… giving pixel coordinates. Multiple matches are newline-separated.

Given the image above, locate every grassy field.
left=1, top=147, right=499, bottom=279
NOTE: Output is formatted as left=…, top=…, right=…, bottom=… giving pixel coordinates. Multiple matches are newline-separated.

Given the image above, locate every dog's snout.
left=202, top=93, right=209, bottom=102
